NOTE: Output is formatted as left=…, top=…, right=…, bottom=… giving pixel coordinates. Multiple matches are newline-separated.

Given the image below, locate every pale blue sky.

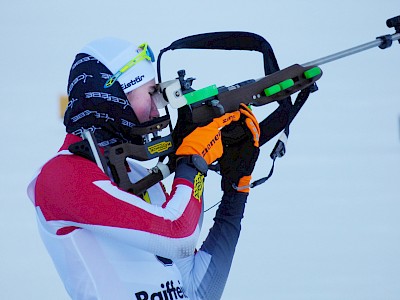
left=1, top=1, right=399, bottom=299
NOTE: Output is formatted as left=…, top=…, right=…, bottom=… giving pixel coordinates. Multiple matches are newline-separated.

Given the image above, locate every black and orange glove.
left=175, top=109, right=241, bottom=166
left=219, top=104, right=260, bottom=194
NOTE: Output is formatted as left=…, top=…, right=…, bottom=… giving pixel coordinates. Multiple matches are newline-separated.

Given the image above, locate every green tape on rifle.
left=279, top=79, right=295, bottom=90
left=264, top=84, right=281, bottom=96
left=304, top=67, right=322, bottom=79
left=184, top=85, right=218, bottom=105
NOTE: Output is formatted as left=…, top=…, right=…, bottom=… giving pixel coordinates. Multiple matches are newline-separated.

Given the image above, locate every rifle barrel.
left=303, top=33, right=400, bottom=67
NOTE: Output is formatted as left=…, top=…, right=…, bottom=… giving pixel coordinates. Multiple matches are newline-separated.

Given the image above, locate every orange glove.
left=176, top=111, right=241, bottom=165
left=219, top=104, right=260, bottom=193
left=239, top=104, right=260, bottom=147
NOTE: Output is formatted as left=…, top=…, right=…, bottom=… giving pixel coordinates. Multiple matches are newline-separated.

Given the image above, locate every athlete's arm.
left=174, top=192, right=247, bottom=300
left=33, top=153, right=203, bottom=259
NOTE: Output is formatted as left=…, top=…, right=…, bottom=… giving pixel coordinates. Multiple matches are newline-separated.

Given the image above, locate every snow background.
left=1, top=0, right=399, bottom=299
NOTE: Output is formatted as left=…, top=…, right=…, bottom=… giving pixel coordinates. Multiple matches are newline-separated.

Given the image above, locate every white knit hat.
left=81, top=37, right=156, bottom=93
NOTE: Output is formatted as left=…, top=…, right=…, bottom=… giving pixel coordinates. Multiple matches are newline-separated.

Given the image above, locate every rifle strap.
left=238, top=84, right=317, bottom=189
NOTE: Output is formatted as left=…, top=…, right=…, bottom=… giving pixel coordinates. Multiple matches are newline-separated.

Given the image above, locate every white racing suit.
left=27, top=134, right=249, bottom=300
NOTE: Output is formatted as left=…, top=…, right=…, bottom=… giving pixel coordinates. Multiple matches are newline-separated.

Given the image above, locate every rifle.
left=93, top=16, right=400, bottom=195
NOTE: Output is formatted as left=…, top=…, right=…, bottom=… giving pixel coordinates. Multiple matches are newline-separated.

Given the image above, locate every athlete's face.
left=126, top=79, right=160, bottom=123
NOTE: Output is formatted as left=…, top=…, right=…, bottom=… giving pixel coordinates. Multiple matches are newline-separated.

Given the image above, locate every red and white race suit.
left=28, top=134, right=248, bottom=300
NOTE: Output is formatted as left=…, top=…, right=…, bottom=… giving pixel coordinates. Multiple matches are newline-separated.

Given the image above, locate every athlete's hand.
left=175, top=110, right=241, bottom=165
left=219, top=104, right=260, bottom=194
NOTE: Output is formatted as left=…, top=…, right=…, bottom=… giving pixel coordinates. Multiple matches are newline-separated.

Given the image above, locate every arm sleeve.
left=33, top=154, right=204, bottom=259
left=174, top=191, right=248, bottom=300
